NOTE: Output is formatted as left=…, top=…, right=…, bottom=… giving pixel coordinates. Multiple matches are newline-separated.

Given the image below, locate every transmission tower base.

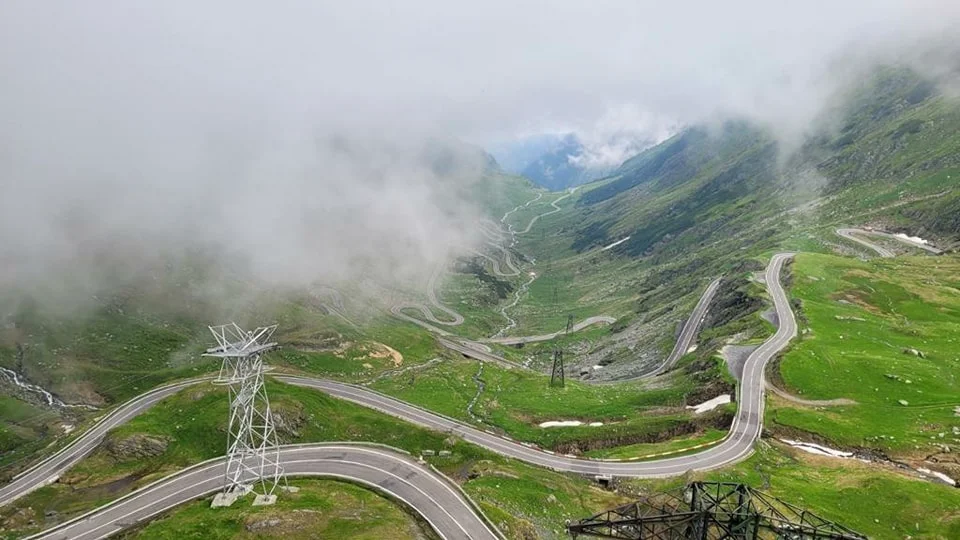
left=252, top=493, right=277, bottom=506
left=211, top=484, right=254, bottom=508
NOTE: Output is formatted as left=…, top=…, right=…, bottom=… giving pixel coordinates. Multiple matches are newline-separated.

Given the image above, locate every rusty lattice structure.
left=567, top=482, right=867, bottom=540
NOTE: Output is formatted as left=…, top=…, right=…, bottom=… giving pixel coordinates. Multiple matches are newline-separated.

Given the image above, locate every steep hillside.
left=571, top=67, right=960, bottom=254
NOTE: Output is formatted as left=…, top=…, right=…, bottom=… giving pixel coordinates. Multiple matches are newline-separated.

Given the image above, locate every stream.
left=466, top=360, right=486, bottom=423
left=490, top=272, right=537, bottom=339
left=0, top=365, right=98, bottom=410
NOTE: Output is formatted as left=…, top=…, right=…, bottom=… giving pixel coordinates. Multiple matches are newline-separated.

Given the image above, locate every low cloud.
left=2, top=1, right=959, bottom=311
left=567, top=106, right=680, bottom=170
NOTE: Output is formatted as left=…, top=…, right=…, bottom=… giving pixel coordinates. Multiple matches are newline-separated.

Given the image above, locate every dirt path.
left=766, top=381, right=857, bottom=406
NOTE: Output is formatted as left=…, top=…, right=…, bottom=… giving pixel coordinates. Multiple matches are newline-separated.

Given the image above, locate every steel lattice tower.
left=550, top=348, right=565, bottom=387
left=567, top=481, right=867, bottom=540
left=205, top=323, right=285, bottom=507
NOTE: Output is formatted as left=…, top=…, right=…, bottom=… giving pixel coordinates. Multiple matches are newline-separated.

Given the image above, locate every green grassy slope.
left=769, top=253, right=960, bottom=459
left=370, top=356, right=731, bottom=454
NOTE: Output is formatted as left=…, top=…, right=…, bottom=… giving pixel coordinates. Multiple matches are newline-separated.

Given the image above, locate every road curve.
left=279, top=258, right=793, bottom=477
left=482, top=315, right=617, bottom=345
left=30, top=444, right=499, bottom=540
left=836, top=228, right=895, bottom=257
left=499, top=192, right=543, bottom=225
left=512, top=188, right=576, bottom=236
left=395, top=188, right=608, bottom=345
left=837, top=227, right=943, bottom=257
left=0, top=378, right=208, bottom=508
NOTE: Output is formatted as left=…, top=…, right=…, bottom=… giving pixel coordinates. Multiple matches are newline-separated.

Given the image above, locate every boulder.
left=102, top=433, right=169, bottom=460
left=246, top=518, right=282, bottom=532
left=902, top=348, right=926, bottom=358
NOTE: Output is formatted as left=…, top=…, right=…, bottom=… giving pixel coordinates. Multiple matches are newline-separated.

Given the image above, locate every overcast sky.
left=1, top=1, right=958, bottom=302
left=4, top=2, right=958, bottom=143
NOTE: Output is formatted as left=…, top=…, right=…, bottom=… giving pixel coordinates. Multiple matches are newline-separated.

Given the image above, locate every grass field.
left=769, top=253, right=960, bottom=456
left=127, top=478, right=434, bottom=540
left=273, top=320, right=442, bottom=383
left=370, top=357, right=729, bottom=453
left=584, top=427, right=730, bottom=460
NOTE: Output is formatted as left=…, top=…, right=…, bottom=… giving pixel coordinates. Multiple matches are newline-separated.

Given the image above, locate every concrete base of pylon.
left=252, top=493, right=277, bottom=506
left=211, top=491, right=240, bottom=507
left=211, top=485, right=251, bottom=508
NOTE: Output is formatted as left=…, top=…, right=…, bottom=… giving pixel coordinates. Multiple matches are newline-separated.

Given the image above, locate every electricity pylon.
left=550, top=348, right=565, bottom=387
left=205, top=323, right=285, bottom=507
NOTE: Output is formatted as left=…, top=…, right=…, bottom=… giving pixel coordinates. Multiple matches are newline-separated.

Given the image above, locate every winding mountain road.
left=392, top=189, right=628, bottom=357
left=0, top=378, right=207, bottom=507
left=510, top=188, right=576, bottom=235
left=30, top=445, right=498, bottom=540
left=836, top=227, right=942, bottom=257
left=483, top=315, right=618, bottom=345
left=836, top=228, right=895, bottom=257
left=455, top=277, right=721, bottom=381
left=3, top=254, right=796, bottom=539
left=285, top=255, right=795, bottom=480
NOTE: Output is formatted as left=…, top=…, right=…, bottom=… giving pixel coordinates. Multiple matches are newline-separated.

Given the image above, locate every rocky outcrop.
left=101, top=433, right=169, bottom=460
left=273, top=401, right=307, bottom=441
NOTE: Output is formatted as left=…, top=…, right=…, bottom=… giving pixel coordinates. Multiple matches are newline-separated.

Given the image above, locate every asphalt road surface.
left=0, top=378, right=207, bottom=507
left=453, top=277, right=721, bottom=381
left=837, top=227, right=942, bottom=257
left=4, top=254, right=796, bottom=539
left=30, top=445, right=498, bottom=540
left=482, top=315, right=617, bottom=345
left=511, top=188, right=575, bottom=235
left=836, top=228, right=895, bottom=257
left=651, top=277, right=722, bottom=376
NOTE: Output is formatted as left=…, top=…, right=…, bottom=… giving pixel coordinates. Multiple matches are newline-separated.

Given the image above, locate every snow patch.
left=686, top=394, right=731, bottom=414
left=539, top=420, right=604, bottom=428
left=894, top=233, right=929, bottom=246
left=781, top=439, right=853, bottom=458
left=539, top=420, right=581, bottom=428
left=918, top=468, right=956, bottom=486
left=601, top=236, right=631, bottom=251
